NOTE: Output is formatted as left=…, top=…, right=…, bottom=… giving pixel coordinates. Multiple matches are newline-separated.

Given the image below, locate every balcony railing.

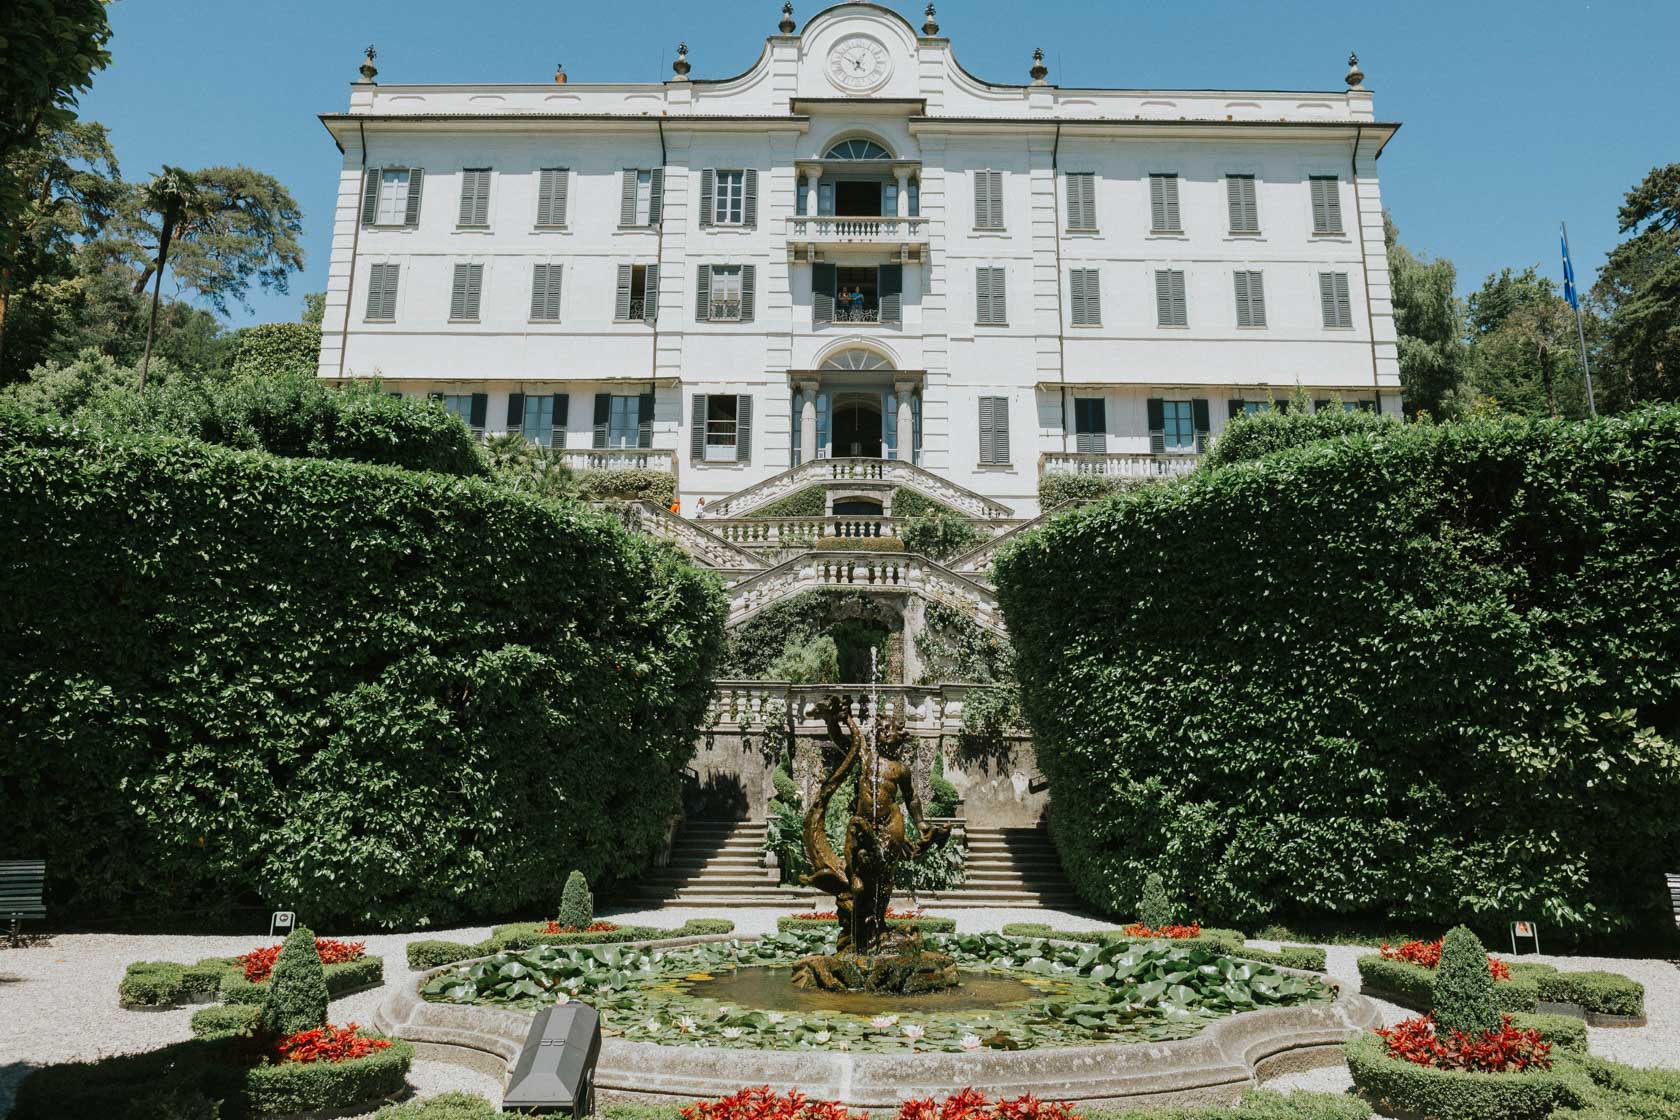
left=787, top=215, right=929, bottom=246
left=834, top=307, right=881, bottom=323
left=559, top=448, right=677, bottom=474
left=708, top=299, right=742, bottom=322
left=626, top=299, right=647, bottom=320
left=1039, top=452, right=1199, bottom=479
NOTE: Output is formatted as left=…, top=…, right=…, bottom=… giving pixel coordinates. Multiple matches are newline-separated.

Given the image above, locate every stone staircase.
left=624, top=819, right=818, bottom=909
left=916, top=826, right=1083, bottom=910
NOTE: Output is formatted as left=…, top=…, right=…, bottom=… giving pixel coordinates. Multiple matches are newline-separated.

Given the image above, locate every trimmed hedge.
left=1345, top=1032, right=1580, bottom=1120
left=243, top=1035, right=413, bottom=1115
left=407, top=918, right=738, bottom=970
left=997, top=407, right=1680, bottom=937
left=221, top=954, right=385, bottom=1005
left=814, top=535, right=908, bottom=552
left=227, top=322, right=321, bottom=379
left=1511, top=1011, right=1589, bottom=1057
left=1037, top=472, right=1152, bottom=509
left=120, top=953, right=384, bottom=1009
left=998, top=923, right=1327, bottom=973
left=745, top=485, right=827, bottom=519
left=0, top=410, right=726, bottom=927
left=189, top=1002, right=263, bottom=1040
left=1090, top=1090, right=1376, bottom=1120
left=578, top=468, right=677, bottom=506
left=1536, top=969, right=1647, bottom=1018
left=1355, top=954, right=1554, bottom=1014
left=776, top=916, right=958, bottom=935
left=374, top=1094, right=503, bottom=1120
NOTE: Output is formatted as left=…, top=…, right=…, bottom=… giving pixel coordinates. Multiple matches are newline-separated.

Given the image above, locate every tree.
left=261, top=927, right=329, bottom=1036
left=1594, top=164, right=1680, bottom=409
left=132, top=166, right=202, bottom=388
left=1432, top=926, right=1498, bottom=1035
left=302, top=291, right=326, bottom=326
left=1385, top=214, right=1468, bottom=417
left=1465, top=267, right=1594, bottom=418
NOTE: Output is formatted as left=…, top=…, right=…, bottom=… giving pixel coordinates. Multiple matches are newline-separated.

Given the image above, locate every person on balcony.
left=849, top=287, right=866, bottom=317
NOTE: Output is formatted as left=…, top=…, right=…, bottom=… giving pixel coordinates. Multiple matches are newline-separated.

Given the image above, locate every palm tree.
left=136, top=166, right=205, bottom=389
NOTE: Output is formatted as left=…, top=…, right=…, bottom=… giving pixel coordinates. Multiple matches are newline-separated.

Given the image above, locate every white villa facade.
left=316, top=1, right=1402, bottom=518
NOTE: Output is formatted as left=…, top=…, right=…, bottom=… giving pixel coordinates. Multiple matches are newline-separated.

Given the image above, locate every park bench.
left=2, top=860, right=46, bottom=944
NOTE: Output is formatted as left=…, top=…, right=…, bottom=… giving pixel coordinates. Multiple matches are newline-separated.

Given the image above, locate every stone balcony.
left=1039, top=452, right=1199, bottom=479
left=786, top=215, right=929, bottom=261
left=559, top=448, right=677, bottom=474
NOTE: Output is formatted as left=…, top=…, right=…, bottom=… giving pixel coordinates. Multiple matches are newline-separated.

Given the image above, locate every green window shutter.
left=1311, top=176, right=1342, bottom=233
left=989, top=171, right=1004, bottom=228
left=695, top=265, right=712, bottom=322
left=975, top=267, right=989, bottom=324
left=459, top=168, right=491, bottom=227
left=364, top=264, right=382, bottom=320
left=507, top=392, right=526, bottom=429
left=1228, top=399, right=1244, bottom=419
left=380, top=265, right=399, bottom=320
left=974, top=171, right=990, bottom=229
left=977, top=396, right=996, bottom=465
left=812, top=262, right=836, bottom=328
left=1314, top=399, right=1330, bottom=413
left=1150, top=174, right=1180, bottom=232
left=736, top=394, right=753, bottom=463
left=991, top=396, right=1010, bottom=464
left=615, top=265, right=633, bottom=320
left=1156, top=270, right=1185, bottom=327
left=1233, top=271, right=1250, bottom=327
left=530, top=264, right=549, bottom=320
left=1334, top=272, right=1352, bottom=328
left=1192, top=398, right=1210, bottom=452
left=690, top=393, right=707, bottom=460
left=367, top=264, right=399, bottom=321
left=361, top=168, right=381, bottom=225
left=469, top=392, right=488, bottom=432
left=1071, top=268, right=1100, bottom=326
left=450, top=264, right=470, bottom=320
left=1227, top=175, right=1258, bottom=233
left=593, top=393, right=611, bottom=448
left=551, top=393, right=569, bottom=449
left=740, top=264, right=756, bottom=323
left=699, top=169, right=715, bottom=228
left=1068, top=269, right=1085, bottom=325
left=1067, top=173, right=1096, bottom=231
left=537, top=168, right=568, bottom=227
left=1147, top=397, right=1166, bottom=455
left=620, top=170, right=639, bottom=226
left=878, top=264, right=903, bottom=326
left=544, top=264, right=562, bottom=321
left=451, top=263, right=483, bottom=321
left=643, top=264, right=659, bottom=323
left=638, top=392, right=655, bottom=449
left=648, top=169, right=664, bottom=224
left=743, top=169, right=758, bottom=228
left=1319, top=272, right=1337, bottom=325
left=1320, top=272, right=1352, bottom=328
left=403, top=168, right=424, bottom=227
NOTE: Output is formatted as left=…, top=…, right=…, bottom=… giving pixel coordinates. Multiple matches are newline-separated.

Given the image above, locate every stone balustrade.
left=615, top=502, right=765, bottom=570
left=561, top=448, right=678, bottom=474
left=1039, top=452, right=1199, bottom=479
left=787, top=215, right=928, bottom=247
left=728, top=550, right=1005, bottom=633
left=710, top=516, right=904, bottom=547
left=703, top=457, right=1013, bottom=521
left=709, top=681, right=991, bottom=734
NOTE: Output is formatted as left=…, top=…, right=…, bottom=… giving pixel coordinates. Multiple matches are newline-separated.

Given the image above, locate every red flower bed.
left=1377, top=1014, right=1552, bottom=1074
left=682, top=1088, right=1084, bottom=1120
left=1121, top=922, right=1202, bottom=940
left=1379, top=939, right=1511, bottom=981
left=541, top=920, right=620, bottom=935
left=790, top=908, right=926, bottom=921
left=273, top=1023, right=392, bottom=1065
left=238, top=938, right=367, bottom=983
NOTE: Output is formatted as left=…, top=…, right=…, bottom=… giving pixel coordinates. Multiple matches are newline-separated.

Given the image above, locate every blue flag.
left=1561, top=229, right=1580, bottom=311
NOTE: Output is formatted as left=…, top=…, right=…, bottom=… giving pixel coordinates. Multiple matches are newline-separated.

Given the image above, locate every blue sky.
left=79, top=0, right=1675, bottom=327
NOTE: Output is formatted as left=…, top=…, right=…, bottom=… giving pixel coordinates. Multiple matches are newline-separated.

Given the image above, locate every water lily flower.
left=643, top=1019, right=661, bottom=1033
left=677, top=1016, right=698, bottom=1033
left=902, top=1023, right=926, bottom=1040
left=766, top=1011, right=787, bottom=1024
left=555, top=992, right=570, bottom=1005
left=960, top=1034, right=982, bottom=1050
left=721, top=1027, right=744, bottom=1040
left=871, top=1015, right=898, bottom=1030
left=812, top=1030, right=831, bottom=1043
left=837, top=1039, right=852, bottom=1050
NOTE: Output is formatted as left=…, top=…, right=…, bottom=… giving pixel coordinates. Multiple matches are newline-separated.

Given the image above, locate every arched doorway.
left=830, top=392, right=883, bottom=459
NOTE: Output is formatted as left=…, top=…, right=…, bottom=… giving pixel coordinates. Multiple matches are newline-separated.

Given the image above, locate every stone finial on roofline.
left=922, top=4, right=940, bottom=36
left=1346, top=51, right=1365, bottom=89
left=1030, top=48, right=1049, bottom=85
left=673, top=42, right=691, bottom=80
left=780, top=2, right=796, bottom=34
left=357, top=45, right=378, bottom=84
left=555, top=62, right=568, bottom=84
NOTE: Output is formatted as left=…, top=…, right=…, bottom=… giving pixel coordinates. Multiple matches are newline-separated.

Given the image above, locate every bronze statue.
left=791, top=696, right=956, bottom=993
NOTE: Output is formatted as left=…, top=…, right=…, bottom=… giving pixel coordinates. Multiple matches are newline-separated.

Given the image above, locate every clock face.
left=827, top=36, right=891, bottom=92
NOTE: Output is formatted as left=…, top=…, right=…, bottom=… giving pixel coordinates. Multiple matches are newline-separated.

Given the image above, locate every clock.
left=827, top=35, right=891, bottom=93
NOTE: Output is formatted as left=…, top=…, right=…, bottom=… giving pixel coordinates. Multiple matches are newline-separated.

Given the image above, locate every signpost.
left=270, top=911, right=297, bottom=939
left=1510, top=920, right=1540, bottom=956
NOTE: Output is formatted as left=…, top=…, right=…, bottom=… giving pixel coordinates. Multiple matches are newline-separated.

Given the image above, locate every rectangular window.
left=374, top=169, right=411, bottom=226
left=535, top=168, right=569, bottom=228
left=1069, top=268, right=1101, bottom=327
left=1155, top=269, right=1188, bottom=327
left=1227, top=174, right=1259, bottom=234
left=1233, top=270, right=1267, bottom=328
left=616, top=264, right=658, bottom=322
left=520, top=394, right=555, bottom=445
left=449, top=263, right=484, bottom=322
left=530, top=263, right=563, bottom=322
left=710, top=265, right=742, bottom=321
left=438, top=393, right=486, bottom=434
left=1149, top=173, right=1182, bottom=233
left=704, top=395, right=739, bottom=462
left=908, top=178, right=920, bottom=217
left=364, top=263, right=399, bottom=321
left=1310, top=175, right=1344, bottom=234
left=608, top=394, right=641, bottom=448
left=1066, top=172, right=1098, bottom=231
left=1319, top=271, right=1354, bottom=328
left=977, top=395, right=1010, bottom=465
left=1162, top=400, right=1195, bottom=452
left=458, top=168, right=491, bottom=228
left=714, top=171, right=744, bottom=225
left=973, top=170, right=1004, bottom=230
left=976, top=266, right=1007, bottom=326
left=1074, top=397, right=1107, bottom=453
left=621, top=169, right=662, bottom=226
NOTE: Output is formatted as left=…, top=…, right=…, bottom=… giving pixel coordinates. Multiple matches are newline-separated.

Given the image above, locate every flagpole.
left=1561, top=222, right=1598, bottom=417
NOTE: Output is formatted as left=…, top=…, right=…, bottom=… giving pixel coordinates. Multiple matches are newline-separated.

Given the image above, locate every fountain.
left=789, top=689, right=957, bottom=994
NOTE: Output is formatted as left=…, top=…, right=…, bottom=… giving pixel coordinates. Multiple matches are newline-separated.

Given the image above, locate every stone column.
left=799, top=379, right=820, bottom=464
left=805, top=168, right=822, bottom=218
left=894, top=171, right=911, bottom=219
left=895, top=381, right=917, bottom=464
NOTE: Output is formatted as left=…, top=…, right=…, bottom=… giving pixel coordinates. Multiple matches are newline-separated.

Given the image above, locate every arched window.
left=821, top=349, right=894, bottom=371
left=825, top=138, right=892, bottom=161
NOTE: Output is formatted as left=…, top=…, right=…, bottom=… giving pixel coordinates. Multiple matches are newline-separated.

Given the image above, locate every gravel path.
left=2, top=906, right=1675, bottom=1117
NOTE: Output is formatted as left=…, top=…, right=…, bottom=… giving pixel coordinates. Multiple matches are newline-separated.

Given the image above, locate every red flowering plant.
left=1379, top=939, right=1511, bottom=981
left=682, top=1089, right=1085, bottom=1120
left=1377, top=1014, right=1553, bottom=1074
left=790, top=908, right=926, bottom=921
left=238, top=938, right=367, bottom=983
left=681, top=1087, right=861, bottom=1120
left=542, top=920, right=620, bottom=935
left=272, top=1022, right=393, bottom=1065
left=1121, top=922, right=1202, bottom=940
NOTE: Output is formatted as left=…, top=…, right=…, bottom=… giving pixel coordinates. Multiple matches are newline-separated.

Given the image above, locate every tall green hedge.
left=995, top=407, right=1680, bottom=938
left=0, top=410, right=726, bottom=927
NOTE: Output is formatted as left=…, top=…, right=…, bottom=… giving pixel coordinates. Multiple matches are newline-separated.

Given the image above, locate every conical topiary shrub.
left=1433, top=925, right=1499, bottom=1035
left=558, top=871, right=594, bottom=931
left=261, top=926, right=329, bottom=1036
left=1139, top=873, right=1173, bottom=929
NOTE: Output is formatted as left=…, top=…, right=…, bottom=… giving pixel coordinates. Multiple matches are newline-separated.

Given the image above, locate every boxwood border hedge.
left=119, top=954, right=385, bottom=1009
left=1355, top=954, right=1645, bottom=1022
left=1344, top=1032, right=1580, bottom=1120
